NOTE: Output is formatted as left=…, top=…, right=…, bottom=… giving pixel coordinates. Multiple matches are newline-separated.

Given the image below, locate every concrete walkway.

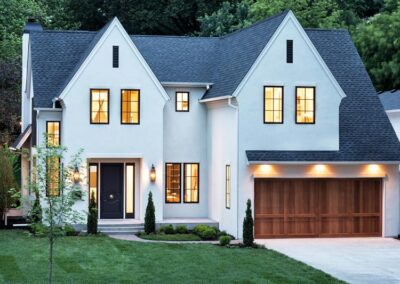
left=110, top=234, right=241, bottom=245
left=256, top=238, right=400, bottom=284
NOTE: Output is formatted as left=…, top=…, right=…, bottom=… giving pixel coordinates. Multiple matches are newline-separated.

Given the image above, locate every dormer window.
left=46, top=121, right=60, bottom=147
left=296, top=87, right=315, bottom=124
left=176, top=92, right=189, bottom=112
left=113, top=46, right=119, bottom=68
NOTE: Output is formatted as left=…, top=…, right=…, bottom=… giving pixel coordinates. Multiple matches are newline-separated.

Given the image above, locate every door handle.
left=109, top=194, right=114, bottom=200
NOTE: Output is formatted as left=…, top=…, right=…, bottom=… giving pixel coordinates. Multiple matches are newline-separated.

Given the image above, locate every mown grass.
left=0, top=230, right=343, bottom=284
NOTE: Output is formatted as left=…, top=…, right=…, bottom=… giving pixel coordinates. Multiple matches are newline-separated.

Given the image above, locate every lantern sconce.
left=149, top=164, right=156, bottom=183
left=73, top=166, right=80, bottom=184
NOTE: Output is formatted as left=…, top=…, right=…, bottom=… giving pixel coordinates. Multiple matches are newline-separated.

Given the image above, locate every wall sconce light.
left=149, top=164, right=156, bottom=183
left=73, top=166, right=80, bottom=184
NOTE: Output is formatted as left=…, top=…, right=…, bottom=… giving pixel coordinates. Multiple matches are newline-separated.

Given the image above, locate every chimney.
left=23, top=18, right=43, bottom=34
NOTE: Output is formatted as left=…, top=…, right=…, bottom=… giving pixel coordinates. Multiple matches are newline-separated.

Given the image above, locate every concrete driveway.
left=256, top=238, right=400, bottom=284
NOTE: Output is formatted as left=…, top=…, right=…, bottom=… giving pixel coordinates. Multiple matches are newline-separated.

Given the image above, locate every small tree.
left=243, top=199, right=254, bottom=247
left=87, top=191, right=98, bottom=234
left=144, top=191, right=155, bottom=234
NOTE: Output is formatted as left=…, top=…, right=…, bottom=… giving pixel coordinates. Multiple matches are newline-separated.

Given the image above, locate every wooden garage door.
left=254, top=179, right=382, bottom=238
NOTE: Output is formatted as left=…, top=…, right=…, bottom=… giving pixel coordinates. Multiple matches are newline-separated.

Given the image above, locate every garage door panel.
left=255, top=178, right=382, bottom=238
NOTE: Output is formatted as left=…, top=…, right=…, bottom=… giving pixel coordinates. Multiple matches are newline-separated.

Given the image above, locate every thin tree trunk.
left=48, top=201, right=53, bottom=284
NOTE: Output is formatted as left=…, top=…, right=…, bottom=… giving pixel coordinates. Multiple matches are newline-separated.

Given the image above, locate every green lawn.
left=0, top=230, right=342, bottom=284
left=138, top=233, right=202, bottom=241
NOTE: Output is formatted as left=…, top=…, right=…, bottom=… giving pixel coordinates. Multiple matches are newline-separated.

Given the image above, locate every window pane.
left=306, top=88, right=314, bottom=100
left=184, top=163, right=199, bottom=203
left=89, top=164, right=98, bottom=207
left=265, top=88, right=273, bottom=100
left=46, top=157, right=60, bottom=197
left=166, top=163, right=181, bottom=203
left=126, top=164, right=134, bottom=216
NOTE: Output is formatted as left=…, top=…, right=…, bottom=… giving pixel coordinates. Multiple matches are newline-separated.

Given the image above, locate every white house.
left=14, top=11, right=400, bottom=238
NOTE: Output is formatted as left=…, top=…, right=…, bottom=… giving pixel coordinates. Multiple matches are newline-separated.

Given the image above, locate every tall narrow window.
left=90, top=89, right=109, bottom=124
left=166, top=163, right=181, bottom=203
left=46, top=121, right=60, bottom=147
left=113, top=46, right=119, bottom=68
left=176, top=92, right=189, bottom=112
left=89, top=164, right=98, bottom=207
left=126, top=164, right=135, bottom=218
left=226, top=165, right=231, bottom=209
left=287, top=40, right=293, bottom=63
left=296, top=87, right=315, bottom=124
left=184, top=163, right=199, bottom=203
left=121, top=89, right=140, bottom=124
left=264, top=86, right=283, bottom=123
left=46, top=157, right=60, bottom=197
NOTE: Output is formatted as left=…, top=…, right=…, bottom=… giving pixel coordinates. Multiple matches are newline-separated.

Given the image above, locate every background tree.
left=243, top=199, right=254, bottom=247
left=144, top=191, right=155, bottom=234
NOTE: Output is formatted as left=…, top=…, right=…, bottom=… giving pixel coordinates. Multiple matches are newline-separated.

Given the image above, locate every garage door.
left=254, top=179, right=382, bottom=238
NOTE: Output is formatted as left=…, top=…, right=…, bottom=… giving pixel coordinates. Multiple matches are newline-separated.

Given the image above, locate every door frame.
left=90, top=161, right=137, bottom=219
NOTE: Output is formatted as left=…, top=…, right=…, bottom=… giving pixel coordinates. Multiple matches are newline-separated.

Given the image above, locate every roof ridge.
left=219, top=10, right=289, bottom=39
left=305, top=28, right=348, bottom=32
left=130, top=34, right=218, bottom=39
left=38, top=30, right=97, bottom=34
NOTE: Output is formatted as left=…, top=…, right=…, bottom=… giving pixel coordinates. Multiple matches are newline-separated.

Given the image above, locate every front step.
left=97, top=223, right=144, bottom=235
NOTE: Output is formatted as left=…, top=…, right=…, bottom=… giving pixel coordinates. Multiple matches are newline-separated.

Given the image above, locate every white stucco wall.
left=206, top=100, right=238, bottom=236
left=163, top=87, right=208, bottom=218
left=237, top=163, right=400, bottom=238
left=386, top=111, right=400, bottom=141
left=58, top=23, right=167, bottom=221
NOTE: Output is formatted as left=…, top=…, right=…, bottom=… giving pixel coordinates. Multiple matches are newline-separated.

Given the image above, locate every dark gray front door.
left=100, top=163, right=123, bottom=219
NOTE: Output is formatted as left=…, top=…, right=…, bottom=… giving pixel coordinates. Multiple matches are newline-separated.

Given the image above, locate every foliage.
left=30, top=188, right=43, bottom=224
left=175, top=225, right=188, bottom=234
left=144, top=191, right=155, bottom=234
left=64, top=224, right=77, bottom=236
left=193, top=224, right=218, bottom=240
left=87, top=191, right=97, bottom=234
left=198, top=1, right=252, bottom=36
left=0, top=146, right=19, bottom=225
left=352, top=8, right=400, bottom=90
left=30, top=222, right=47, bottom=237
left=163, top=224, right=175, bottom=234
left=243, top=199, right=254, bottom=247
left=219, top=235, right=231, bottom=246
left=138, top=232, right=202, bottom=241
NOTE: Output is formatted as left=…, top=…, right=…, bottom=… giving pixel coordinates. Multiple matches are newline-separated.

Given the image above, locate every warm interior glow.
left=126, top=165, right=134, bottom=214
left=296, top=87, right=315, bottom=123
left=89, top=165, right=98, bottom=205
left=260, top=164, right=273, bottom=172
left=314, top=164, right=327, bottom=173
left=91, top=89, right=109, bottom=123
left=264, top=87, right=283, bottom=123
left=367, top=164, right=380, bottom=174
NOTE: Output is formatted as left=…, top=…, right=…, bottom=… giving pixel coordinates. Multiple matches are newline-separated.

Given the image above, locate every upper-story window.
left=46, top=157, right=60, bottom=197
left=121, top=89, right=140, bottom=124
left=287, top=40, right=293, bottom=63
left=176, top=92, right=189, bottom=112
left=264, top=86, right=283, bottom=124
left=113, top=46, right=119, bottom=68
left=90, top=89, right=109, bottom=124
left=296, top=87, right=315, bottom=124
left=46, top=121, right=60, bottom=147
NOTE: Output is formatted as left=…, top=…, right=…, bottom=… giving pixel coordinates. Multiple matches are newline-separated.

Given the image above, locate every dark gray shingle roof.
left=247, top=29, right=400, bottom=162
left=379, top=90, right=400, bottom=111
left=29, top=12, right=400, bottom=161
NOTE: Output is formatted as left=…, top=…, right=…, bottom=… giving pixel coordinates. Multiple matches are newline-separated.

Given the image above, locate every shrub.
left=164, top=224, right=175, bottom=234
left=30, top=190, right=42, bottom=224
left=64, top=225, right=77, bottom=236
left=193, top=224, right=218, bottom=240
left=218, top=230, right=228, bottom=237
left=219, top=235, right=231, bottom=246
left=144, top=191, right=155, bottom=234
left=175, top=225, right=188, bottom=234
left=87, top=192, right=98, bottom=234
left=30, top=223, right=47, bottom=237
left=243, top=199, right=254, bottom=247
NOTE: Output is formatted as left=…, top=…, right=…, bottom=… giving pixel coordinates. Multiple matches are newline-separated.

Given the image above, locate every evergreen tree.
left=87, top=191, right=97, bottom=234
left=243, top=199, right=254, bottom=247
left=144, top=191, right=155, bottom=234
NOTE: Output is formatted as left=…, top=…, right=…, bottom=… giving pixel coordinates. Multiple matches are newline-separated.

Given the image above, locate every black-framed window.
left=296, top=87, right=315, bottom=124
left=113, top=46, right=119, bottom=68
left=88, top=163, right=98, bottom=207
left=287, top=40, right=293, bottom=63
left=46, top=157, right=60, bottom=197
left=165, top=163, right=181, bottom=203
left=184, top=163, right=199, bottom=203
left=90, top=89, right=109, bottom=124
left=46, top=121, right=60, bottom=147
left=264, top=86, right=283, bottom=123
left=226, top=165, right=231, bottom=209
left=176, top=92, right=189, bottom=112
left=121, top=89, right=140, bottom=124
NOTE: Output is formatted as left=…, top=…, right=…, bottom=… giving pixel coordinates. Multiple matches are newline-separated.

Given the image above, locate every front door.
left=100, top=163, right=124, bottom=219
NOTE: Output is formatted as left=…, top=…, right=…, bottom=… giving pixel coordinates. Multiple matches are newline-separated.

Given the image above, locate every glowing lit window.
left=46, top=157, right=60, bottom=197
left=121, top=89, right=140, bottom=124
left=264, top=86, right=283, bottom=123
left=184, top=163, right=199, bottom=203
left=226, top=165, right=231, bottom=209
left=90, top=89, right=109, bottom=124
left=126, top=164, right=135, bottom=218
left=89, top=164, right=98, bottom=207
left=46, top=121, right=60, bottom=147
left=176, top=92, right=189, bottom=112
left=166, top=163, right=181, bottom=203
left=296, top=87, right=315, bottom=124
